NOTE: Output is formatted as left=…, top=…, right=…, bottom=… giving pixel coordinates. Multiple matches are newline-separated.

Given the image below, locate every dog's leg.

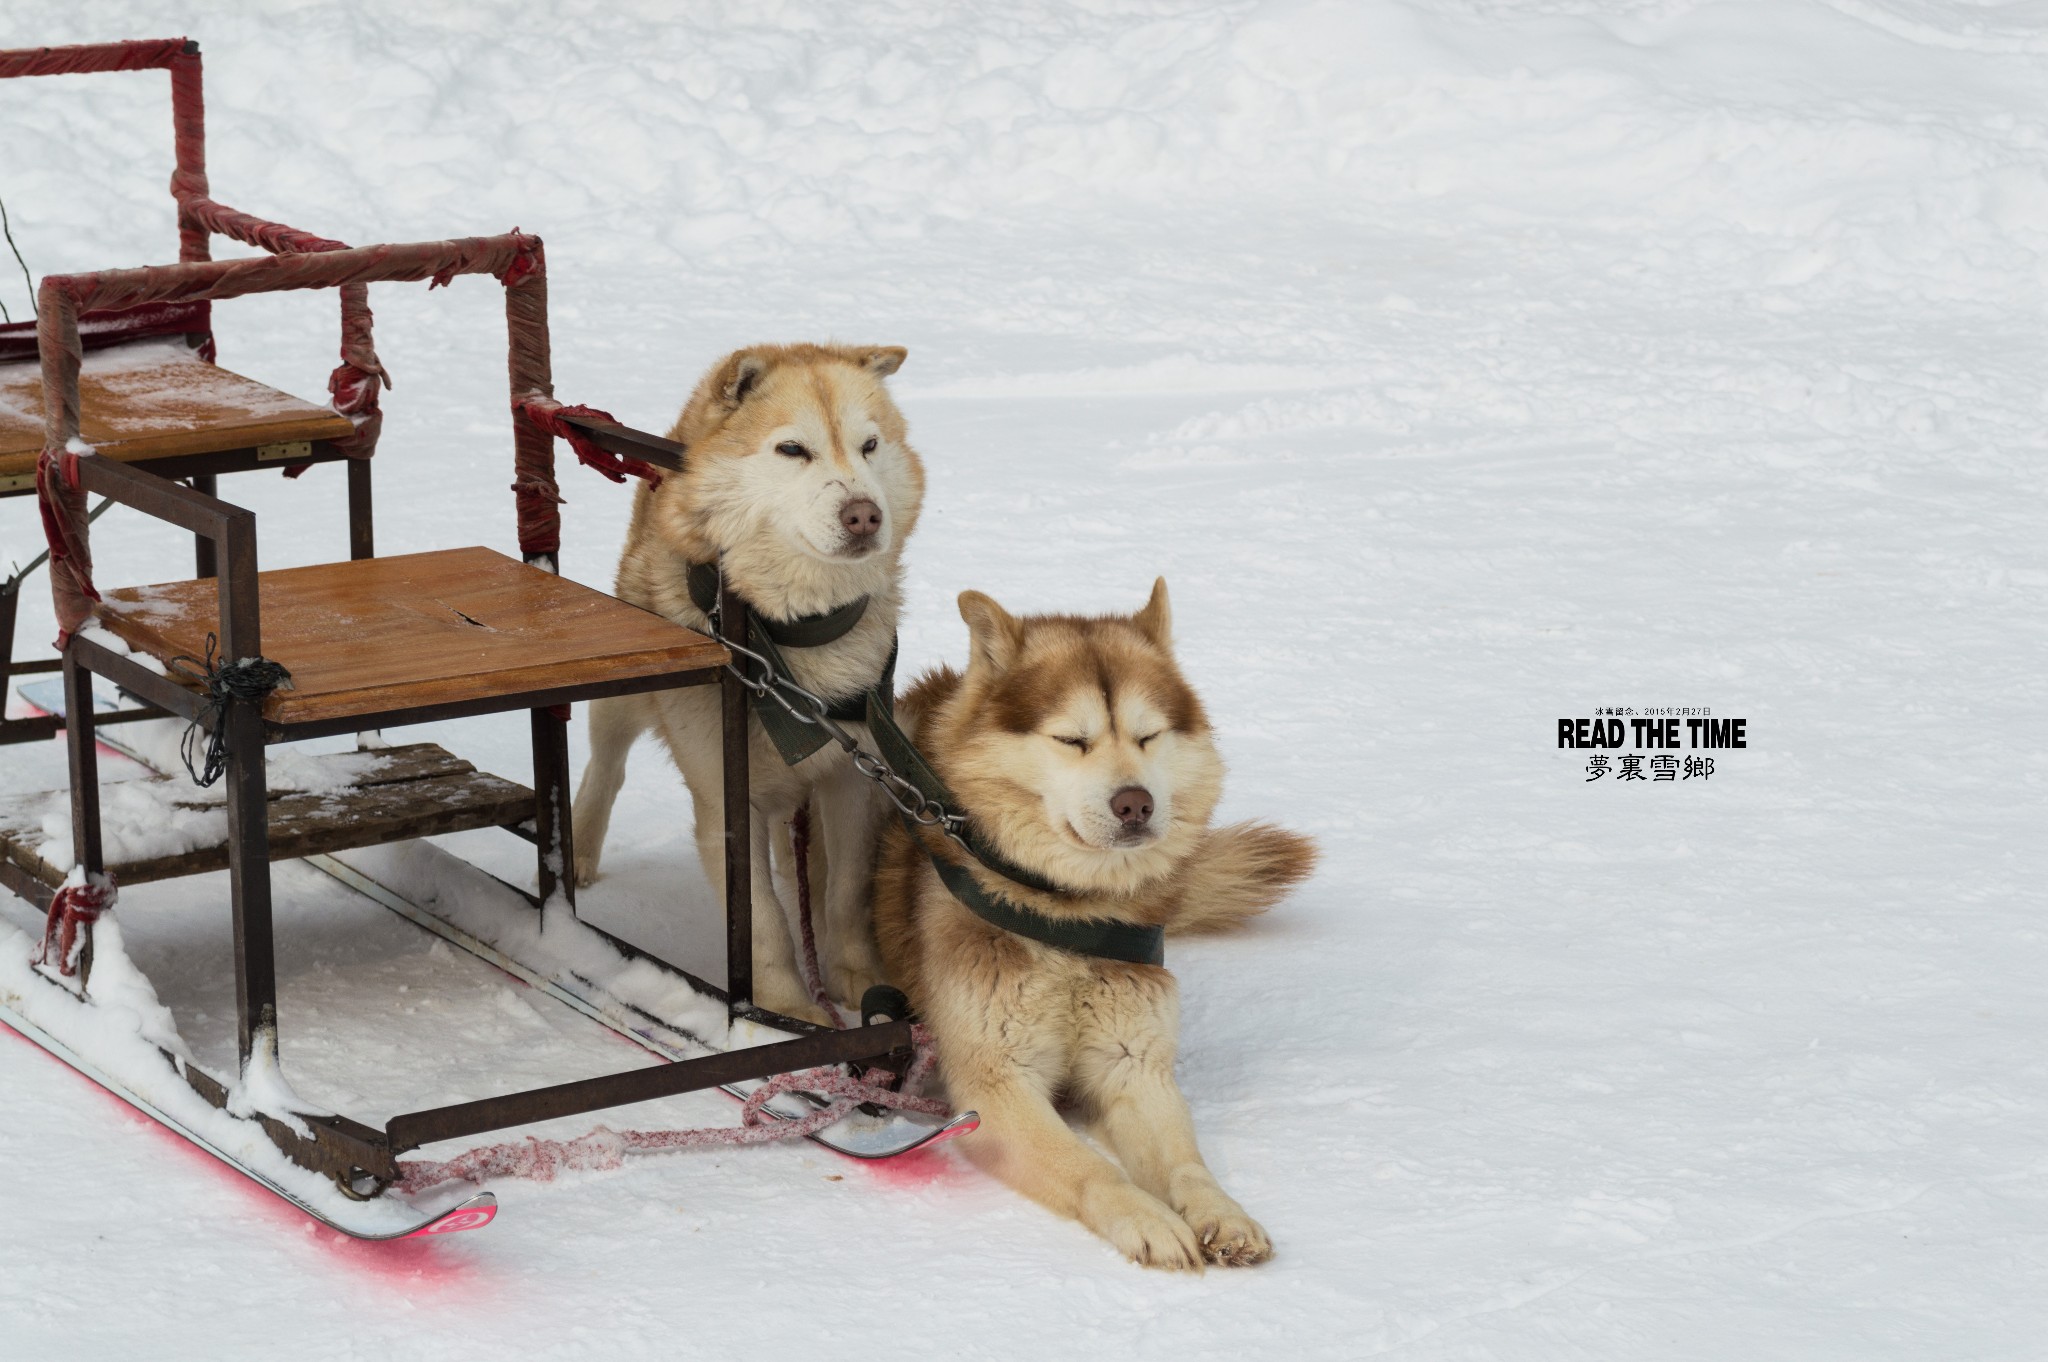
left=1077, top=999, right=1272, bottom=1267
left=688, top=787, right=831, bottom=1027
left=809, top=759, right=888, bottom=1009
left=571, top=693, right=649, bottom=887
left=947, top=1063, right=1205, bottom=1272
left=930, top=981, right=1202, bottom=1270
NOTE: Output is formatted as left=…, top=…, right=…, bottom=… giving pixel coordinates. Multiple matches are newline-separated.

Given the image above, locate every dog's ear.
left=841, top=345, right=906, bottom=378
left=712, top=349, right=772, bottom=410
left=959, top=590, right=1023, bottom=674
left=1133, top=577, right=1172, bottom=649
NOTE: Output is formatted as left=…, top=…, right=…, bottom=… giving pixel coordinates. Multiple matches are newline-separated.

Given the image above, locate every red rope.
left=34, top=877, right=115, bottom=978
left=394, top=1026, right=947, bottom=1195
left=790, top=804, right=838, bottom=1017
left=394, top=817, right=947, bottom=1197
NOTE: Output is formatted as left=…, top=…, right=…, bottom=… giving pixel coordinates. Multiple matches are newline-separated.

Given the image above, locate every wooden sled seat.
left=0, top=742, right=529, bottom=888
left=0, top=338, right=355, bottom=490
left=95, top=546, right=726, bottom=729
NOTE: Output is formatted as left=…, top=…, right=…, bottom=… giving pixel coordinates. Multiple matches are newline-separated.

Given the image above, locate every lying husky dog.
left=573, top=343, right=922, bottom=1024
left=871, top=582, right=1316, bottom=1269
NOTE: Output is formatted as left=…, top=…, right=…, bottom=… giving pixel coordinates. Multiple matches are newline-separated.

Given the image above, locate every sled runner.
left=0, top=38, right=966, bottom=1236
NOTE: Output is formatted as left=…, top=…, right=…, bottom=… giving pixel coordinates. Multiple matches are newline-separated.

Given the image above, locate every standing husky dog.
left=871, top=582, right=1316, bottom=1269
left=573, top=343, right=923, bottom=1025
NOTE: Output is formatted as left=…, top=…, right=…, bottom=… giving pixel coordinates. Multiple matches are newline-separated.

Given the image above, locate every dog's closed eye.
left=861, top=436, right=879, bottom=456
left=776, top=441, right=811, bottom=461
left=1136, top=731, right=1163, bottom=749
left=1051, top=734, right=1090, bottom=753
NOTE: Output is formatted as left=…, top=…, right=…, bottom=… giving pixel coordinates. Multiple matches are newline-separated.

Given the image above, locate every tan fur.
left=872, top=584, right=1317, bottom=1269
left=573, top=344, right=924, bottom=1025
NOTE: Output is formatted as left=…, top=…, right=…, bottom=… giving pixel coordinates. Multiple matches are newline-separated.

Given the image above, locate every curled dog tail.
left=1166, top=821, right=1318, bottom=937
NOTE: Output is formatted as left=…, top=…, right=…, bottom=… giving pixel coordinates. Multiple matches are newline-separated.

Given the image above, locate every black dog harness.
left=695, top=562, right=1163, bottom=966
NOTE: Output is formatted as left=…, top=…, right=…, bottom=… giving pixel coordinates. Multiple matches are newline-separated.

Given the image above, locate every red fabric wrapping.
left=32, top=232, right=541, bottom=638
left=0, top=39, right=190, bottom=79
left=35, top=878, right=116, bottom=978
left=34, top=449, right=99, bottom=646
left=0, top=301, right=212, bottom=365
left=326, top=282, right=388, bottom=461
left=34, top=282, right=98, bottom=643
left=40, top=233, right=535, bottom=321
left=515, top=399, right=662, bottom=487
left=180, top=200, right=390, bottom=467
left=167, top=48, right=209, bottom=265
left=501, top=236, right=561, bottom=559
left=182, top=199, right=342, bottom=255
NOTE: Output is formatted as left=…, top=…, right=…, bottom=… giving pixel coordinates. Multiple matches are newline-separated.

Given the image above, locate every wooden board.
left=0, top=338, right=354, bottom=479
left=96, top=546, right=727, bottom=727
left=0, top=744, right=533, bottom=888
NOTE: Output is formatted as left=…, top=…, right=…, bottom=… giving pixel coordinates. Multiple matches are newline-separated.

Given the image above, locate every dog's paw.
left=1179, top=1187, right=1272, bottom=1267
left=571, top=852, right=602, bottom=889
left=754, top=978, right=837, bottom=1028
left=828, top=959, right=885, bottom=1014
left=1086, top=1181, right=1204, bottom=1272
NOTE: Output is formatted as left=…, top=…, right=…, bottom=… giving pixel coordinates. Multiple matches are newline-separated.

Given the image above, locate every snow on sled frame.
left=0, top=38, right=936, bottom=1227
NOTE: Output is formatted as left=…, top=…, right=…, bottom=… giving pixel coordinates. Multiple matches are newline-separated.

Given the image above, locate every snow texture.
left=28, top=746, right=413, bottom=868
left=0, top=2, right=2043, bottom=1359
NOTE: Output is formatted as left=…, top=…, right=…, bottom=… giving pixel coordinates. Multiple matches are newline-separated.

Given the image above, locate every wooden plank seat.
left=0, top=742, right=530, bottom=888
left=0, top=337, right=354, bottom=488
left=94, top=546, right=728, bottom=728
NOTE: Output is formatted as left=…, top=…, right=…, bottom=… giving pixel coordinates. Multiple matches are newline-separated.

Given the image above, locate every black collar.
left=686, top=561, right=869, bottom=648
left=863, top=693, right=1166, bottom=966
left=927, top=850, right=1166, bottom=967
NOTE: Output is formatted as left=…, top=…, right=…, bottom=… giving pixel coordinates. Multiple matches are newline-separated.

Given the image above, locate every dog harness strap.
left=686, top=562, right=869, bottom=648
left=748, top=625, right=842, bottom=765
left=689, top=562, right=889, bottom=765
left=865, top=699, right=1070, bottom=898
left=922, top=837, right=1165, bottom=966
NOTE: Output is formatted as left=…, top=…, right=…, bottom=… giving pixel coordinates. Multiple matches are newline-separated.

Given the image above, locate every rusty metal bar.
left=61, top=648, right=104, bottom=876
left=530, top=706, right=573, bottom=909
left=74, top=456, right=242, bottom=543
left=554, top=413, right=687, bottom=475
left=0, top=857, right=55, bottom=912
left=189, top=473, right=217, bottom=578
left=172, top=1049, right=397, bottom=1183
left=0, top=443, right=352, bottom=502
left=346, top=458, right=373, bottom=560
left=719, top=577, right=752, bottom=1011
left=68, top=634, right=201, bottom=722
left=0, top=572, right=20, bottom=711
left=384, top=1021, right=912, bottom=1154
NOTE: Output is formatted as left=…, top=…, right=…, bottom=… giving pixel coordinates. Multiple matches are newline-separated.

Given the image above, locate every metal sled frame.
left=0, top=39, right=918, bottom=1199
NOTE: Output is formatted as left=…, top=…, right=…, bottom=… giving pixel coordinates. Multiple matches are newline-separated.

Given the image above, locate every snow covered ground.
left=2, top=1, right=2044, bottom=1357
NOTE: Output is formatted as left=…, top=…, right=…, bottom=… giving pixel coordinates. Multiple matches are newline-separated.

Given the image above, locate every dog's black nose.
left=1110, top=786, right=1153, bottom=826
left=841, top=499, right=882, bottom=537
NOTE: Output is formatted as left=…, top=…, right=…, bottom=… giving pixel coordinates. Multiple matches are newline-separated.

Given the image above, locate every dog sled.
left=0, top=38, right=970, bottom=1240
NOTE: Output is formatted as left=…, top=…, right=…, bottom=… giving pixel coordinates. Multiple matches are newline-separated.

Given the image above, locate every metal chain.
left=707, top=608, right=972, bottom=851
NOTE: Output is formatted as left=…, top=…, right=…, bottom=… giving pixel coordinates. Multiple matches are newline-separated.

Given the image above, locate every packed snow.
left=0, top=2, right=2043, bottom=1359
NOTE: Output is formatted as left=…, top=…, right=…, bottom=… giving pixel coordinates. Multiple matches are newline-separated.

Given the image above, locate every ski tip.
left=932, top=1111, right=979, bottom=1145
left=400, top=1191, right=498, bottom=1239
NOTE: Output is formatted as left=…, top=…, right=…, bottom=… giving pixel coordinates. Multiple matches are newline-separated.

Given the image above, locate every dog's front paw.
left=1179, top=1186, right=1272, bottom=1267
left=1085, top=1180, right=1204, bottom=1271
left=828, top=958, right=885, bottom=1014
left=572, top=848, right=603, bottom=888
left=753, top=976, right=837, bottom=1029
